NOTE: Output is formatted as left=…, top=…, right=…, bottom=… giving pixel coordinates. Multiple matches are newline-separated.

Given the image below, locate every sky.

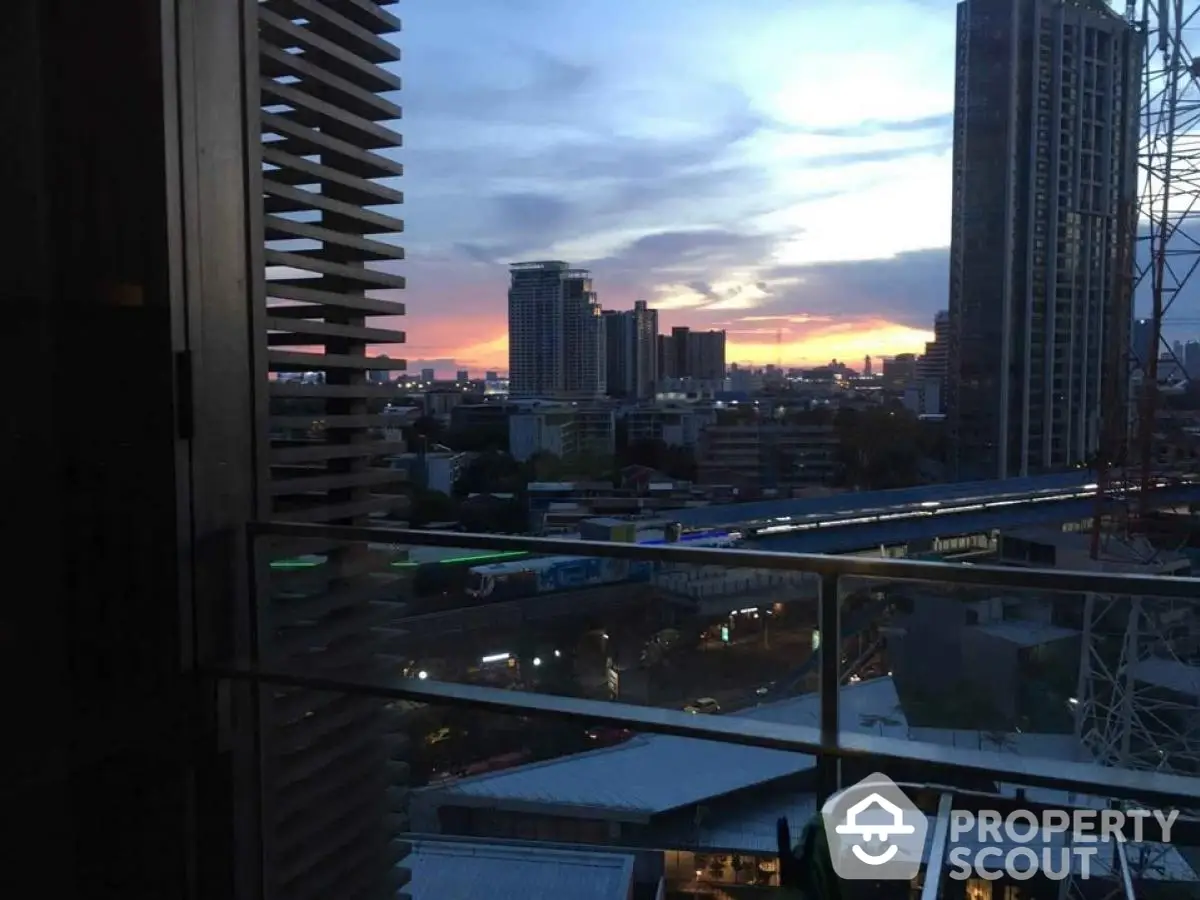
left=353, top=0, right=1196, bottom=377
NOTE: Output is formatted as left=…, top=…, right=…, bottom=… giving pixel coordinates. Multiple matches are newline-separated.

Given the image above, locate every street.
left=645, top=625, right=818, bottom=711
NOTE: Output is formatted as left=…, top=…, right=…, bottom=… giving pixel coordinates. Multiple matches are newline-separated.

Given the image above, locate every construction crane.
left=1133, top=0, right=1200, bottom=510
left=1091, top=0, right=1200, bottom=557
left=1073, top=9, right=1200, bottom=895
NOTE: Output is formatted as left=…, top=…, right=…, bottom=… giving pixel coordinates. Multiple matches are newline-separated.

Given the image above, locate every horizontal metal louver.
left=254, top=1, right=411, bottom=898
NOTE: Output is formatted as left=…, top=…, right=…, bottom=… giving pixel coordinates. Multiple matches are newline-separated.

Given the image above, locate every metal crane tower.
left=1131, top=0, right=1200, bottom=506
left=1073, top=9, right=1200, bottom=889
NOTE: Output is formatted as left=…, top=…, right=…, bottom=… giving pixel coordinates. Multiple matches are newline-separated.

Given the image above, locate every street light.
left=417, top=670, right=428, bottom=680
left=532, top=657, right=542, bottom=667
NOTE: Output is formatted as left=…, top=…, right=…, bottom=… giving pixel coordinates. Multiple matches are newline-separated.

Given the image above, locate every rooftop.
left=415, top=678, right=906, bottom=818
left=407, top=839, right=635, bottom=900
left=970, top=620, right=1079, bottom=647
left=1129, top=656, right=1200, bottom=698
left=1005, top=527, right=1192, bottom=572
left=664, top=471, right=1093, bottom=530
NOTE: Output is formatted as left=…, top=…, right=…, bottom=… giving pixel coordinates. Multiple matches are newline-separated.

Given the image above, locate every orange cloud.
left=728, top=318, right=932, bottom=367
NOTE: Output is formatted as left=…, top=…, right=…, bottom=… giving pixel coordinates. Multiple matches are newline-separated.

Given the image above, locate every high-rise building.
left=1185, top=340, right=1200, bottom=379
left=947, top=0, right=1140, bottom=479
left=1131, top=317, right=1155, bottom=371
left=918, top=311, right=950, bottom=383
left=658, top=327, right=726, bottom=381
left=602, top=300, right=659, bottom=399
left=883, top=353, right=918, bottom=386
left=508, top=261, right=605, bottom=399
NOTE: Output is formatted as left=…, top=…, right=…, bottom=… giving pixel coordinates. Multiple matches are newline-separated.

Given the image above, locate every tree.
left=617, top=438, right=697, bottom=481
left=523, top=451, right=564, bottom=482
left=402, top=414, right=442, bottom=451
left=453, top=451, right=523, bottom=498
left=408, top=488, right=458, bottom=526
left=835, top=407, right=922, bottom=489
left=559, top=450, right=617, bottom=483
left=458, top=494, right=526, bottom=533
left=444, top=422, right=509, bottom=453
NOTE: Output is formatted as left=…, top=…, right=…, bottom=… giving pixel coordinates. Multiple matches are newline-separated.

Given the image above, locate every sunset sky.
left=342, top=0, right=1189, bottom=377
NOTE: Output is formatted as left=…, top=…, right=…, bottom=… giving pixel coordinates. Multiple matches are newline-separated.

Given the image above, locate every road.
left=639, top=626, right=819, bottom=711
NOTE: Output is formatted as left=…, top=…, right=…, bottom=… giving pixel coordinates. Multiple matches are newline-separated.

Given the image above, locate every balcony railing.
left=217, top=522, right=1200, bottom=900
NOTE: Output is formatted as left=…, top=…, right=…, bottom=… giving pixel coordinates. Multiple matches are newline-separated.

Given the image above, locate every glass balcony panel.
left=240, top=524, right=1200, bottom=898
left=241, top=679, right=1200, bottom=900
left=256, top=531, right=827, bottom=723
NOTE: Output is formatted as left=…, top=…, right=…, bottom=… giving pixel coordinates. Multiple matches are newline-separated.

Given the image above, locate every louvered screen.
left=255, top=1, right=410, bottom=898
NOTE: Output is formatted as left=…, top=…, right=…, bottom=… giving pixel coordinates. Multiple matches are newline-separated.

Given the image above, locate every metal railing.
left=228, top=521, right=1200, bottom=896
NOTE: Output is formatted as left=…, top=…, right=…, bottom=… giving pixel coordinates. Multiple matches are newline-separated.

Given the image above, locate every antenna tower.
left=1071, top=10, right=1200, bottom=896
left=1092, top=0, right=1200, bottom=557
left=1132, top=0, right=1200, bottom=514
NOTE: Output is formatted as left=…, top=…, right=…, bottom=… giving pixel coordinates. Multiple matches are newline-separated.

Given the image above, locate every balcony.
left=220, top=524, right=1200, bottom=900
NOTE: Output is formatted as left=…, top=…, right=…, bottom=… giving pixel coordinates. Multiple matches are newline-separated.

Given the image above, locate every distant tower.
left=508, top=261, right=604, bottom=399
left=864, top=355, right=873, bottom=377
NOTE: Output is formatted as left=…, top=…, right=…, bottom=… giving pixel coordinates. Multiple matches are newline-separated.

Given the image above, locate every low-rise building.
left=625, top=402, right=716, bottom=447
left=509, top=402, right=616, bottom=462
left=389, top=447, right=467, bottom=495
left=696, top=423, right=838, bottom=492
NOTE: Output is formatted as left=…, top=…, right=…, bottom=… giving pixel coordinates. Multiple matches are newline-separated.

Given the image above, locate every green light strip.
left=390, top=550, right=528, bottom=567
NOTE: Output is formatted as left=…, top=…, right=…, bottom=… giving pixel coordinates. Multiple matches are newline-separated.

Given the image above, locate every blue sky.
left=385, top=0, right=1196, bottom=374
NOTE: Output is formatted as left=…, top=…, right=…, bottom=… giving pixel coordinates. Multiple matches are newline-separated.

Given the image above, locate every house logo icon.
left=821, top=773, right=927, bottom=880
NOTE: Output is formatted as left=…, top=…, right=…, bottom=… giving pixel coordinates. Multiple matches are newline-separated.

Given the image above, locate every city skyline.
left=375, top=0, right=1196, bottom=377
left=392, top=0, right=958, bottom=374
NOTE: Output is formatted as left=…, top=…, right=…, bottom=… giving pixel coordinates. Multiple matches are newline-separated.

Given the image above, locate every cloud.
left=381, top=0, right=1002, bottom=374
left=760, top=248, right=950, bottom=327
left=740, top=314, right=836, bottom=324
left=593, top=229, right=774, bottom=275
left=793, top=112, right=954, bottom=139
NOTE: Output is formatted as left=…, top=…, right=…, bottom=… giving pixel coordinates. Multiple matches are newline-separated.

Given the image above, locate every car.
left=684, top=697, right=721, bottom=715
left=755, top=681, right=776, bottom=697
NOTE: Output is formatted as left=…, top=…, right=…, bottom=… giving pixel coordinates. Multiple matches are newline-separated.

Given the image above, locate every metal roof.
left=1130, top=657, right=1200, bottom=698
left=667, top=472, right=1096, bottom=529
left=907, top=728, right=1105, bottom=809
left=651, top=726, right=1195, bottom=880
left=970, top=621, right=1079, bottom=648
left=749, top=487, right=1199, bottom=555
left=407, top=840, right=635, bottom=900
left=653, top=789, right=820, bottom=854
left=750, top=500, right=1098, bottom=554
left=657, top=729, right=1093, bottom=856
left=415, top=679, right=907, bottom=817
